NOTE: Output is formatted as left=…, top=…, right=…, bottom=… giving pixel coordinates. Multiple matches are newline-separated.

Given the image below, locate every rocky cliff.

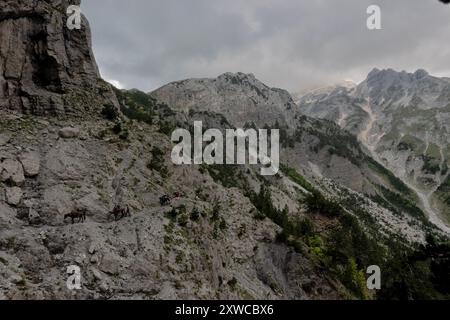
left=0, top=0, right=118, bottom=115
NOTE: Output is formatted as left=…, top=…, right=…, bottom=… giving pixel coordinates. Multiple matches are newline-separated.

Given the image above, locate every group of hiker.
left=64, top=191, right=184, bottom=224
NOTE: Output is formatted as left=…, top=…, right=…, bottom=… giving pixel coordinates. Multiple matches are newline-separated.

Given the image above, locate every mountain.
left=151, top=72, right=297, bottom=128
left=1, top=2, right=449, bottom=300
left=152, top=73, right=431, bottom=235
left=299, top=68, right=450, bottom=231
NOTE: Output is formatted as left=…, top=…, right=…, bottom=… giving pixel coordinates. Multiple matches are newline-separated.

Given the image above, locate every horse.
left=108, top=205, right=130, bottom=221
left=64, top=209, right=87, bottom=224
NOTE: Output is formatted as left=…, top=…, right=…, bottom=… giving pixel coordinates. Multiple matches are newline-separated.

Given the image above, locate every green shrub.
left=147, top=147, right=168, bottom=177
left=305, top=190, right=344, bottom=217
left=112, top=122, right=122, bottom=134
left=219, top=217, right=227, bottom=230
left=190, top=208, right=200, bottom=221
left=280, top=165, right=315, bottom=193
left=228, top=277, right=238, bottom=290
left=178, top=214, right=189, bottom=227
left=101, top=104, right=119, bottom=120
left=298, top=218, right=315, bottom=237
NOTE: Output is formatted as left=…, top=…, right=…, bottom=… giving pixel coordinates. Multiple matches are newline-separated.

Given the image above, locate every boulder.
left=99, top=255, right=120, bottom=276
left=88, top=242, right=97, bottom=255
left=0, top=159, right=25, bottom=185
left=91, top=268, right=103, bottom=281
left=8, top=275, right=24, bottom=285
left=19, top=152, right=40, bottom=177
left=58, top=127, right=80, bottom=139
left=5, top=187, right=22, bottom=206
left=28, top=208, right=41, bottom=225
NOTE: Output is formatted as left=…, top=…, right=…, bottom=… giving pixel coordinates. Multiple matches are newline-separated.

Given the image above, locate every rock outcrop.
left=0, top=0, right=118, bottom=115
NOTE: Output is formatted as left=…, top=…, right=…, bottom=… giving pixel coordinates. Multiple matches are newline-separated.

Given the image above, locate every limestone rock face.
left=151, top=72, right=298, bottom=128
left=5, top=186, right=22, bottom=206
left=0, top=158, right=25, bottom=185
left=0, top=0, right=118, bottom=115
left=19, top=151, right=40, bottom=177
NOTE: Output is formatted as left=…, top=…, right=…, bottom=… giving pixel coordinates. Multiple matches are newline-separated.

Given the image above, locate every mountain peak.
left=366, top=68, right=431, bottom=81
left=152, top=72, right=296, bottom=127
left=367, top=68, right=381, bottom=78
left=414, top=69, right=429, bottom=79
left=218, top=72, right=260, bottom=85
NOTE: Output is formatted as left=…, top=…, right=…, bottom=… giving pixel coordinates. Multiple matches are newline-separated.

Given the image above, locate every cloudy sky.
left=81, top=0, right=450, bottom=93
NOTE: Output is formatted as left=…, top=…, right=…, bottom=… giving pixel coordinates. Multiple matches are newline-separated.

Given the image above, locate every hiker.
left=160, top=195, right=171, bottom=206
left=173, top=191, right=183, bottom=198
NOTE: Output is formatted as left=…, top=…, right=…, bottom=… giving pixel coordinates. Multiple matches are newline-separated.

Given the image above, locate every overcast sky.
left=81, top=0, right=450, bottom=93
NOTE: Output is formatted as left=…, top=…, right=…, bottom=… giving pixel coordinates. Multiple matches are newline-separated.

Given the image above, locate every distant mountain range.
left=298, top=68, right=450, bottom=230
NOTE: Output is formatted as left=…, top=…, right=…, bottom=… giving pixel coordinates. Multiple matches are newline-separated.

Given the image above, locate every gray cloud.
left=81, top=0, right=450, bottom=93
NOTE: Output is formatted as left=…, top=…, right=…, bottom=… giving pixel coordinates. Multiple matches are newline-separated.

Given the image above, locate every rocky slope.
left=152, top=73, right=432, bottom=236
left=0, top=1, right=343, bottom=300
left=299, top=68, right=450, bottom=230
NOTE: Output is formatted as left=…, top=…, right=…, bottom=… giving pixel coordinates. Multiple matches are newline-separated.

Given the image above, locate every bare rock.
left=99, top=254, right=120, bottom=276
left=0, top=132, right=12, bottom=146
left=28, top=208, right=41, bottom=225
left=19, top=152, right=40, bottom=177
left=90, top=255, right=99, bottom=264
left=43, top=185, right=74, bottom=216
left=88, top=242, right=97, bottom=255
left=8, top=275, right=24, bottom=285
left=58, top=127, right=80, bottom=139
left=0, top=0, right=120, bottom=115
left=45, top=142, right=88, bottom=180
left=0, top=159, right=25, bottom=185
left=5, top=187, right=22, bottom=206
left=91, top=268, right=103, bottom=281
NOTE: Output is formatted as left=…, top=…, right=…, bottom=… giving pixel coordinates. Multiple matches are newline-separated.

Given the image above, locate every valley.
left=299, top=68, right=450, bottom=233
